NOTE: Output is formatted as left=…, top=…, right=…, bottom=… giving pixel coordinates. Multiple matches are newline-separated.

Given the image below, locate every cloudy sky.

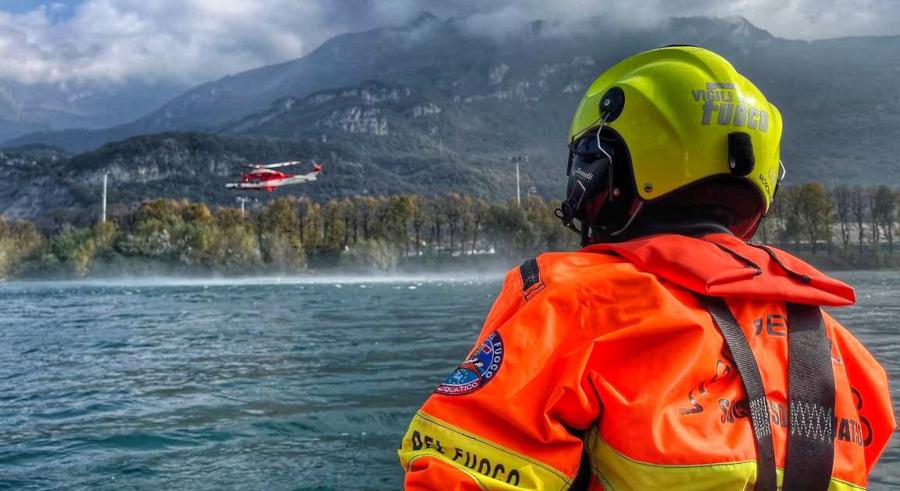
left=1, top=0, right=898, bottom=86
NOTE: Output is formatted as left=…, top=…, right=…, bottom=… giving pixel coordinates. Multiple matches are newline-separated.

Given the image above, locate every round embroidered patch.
left=435, top=331, right=504, bottom=396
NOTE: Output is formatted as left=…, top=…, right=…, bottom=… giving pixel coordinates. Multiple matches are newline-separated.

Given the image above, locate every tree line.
left=758, top=184, right=899, bottom=263
left=0, top=183, right=897, bottom=279
left=0, top=193, right=574, bottom=278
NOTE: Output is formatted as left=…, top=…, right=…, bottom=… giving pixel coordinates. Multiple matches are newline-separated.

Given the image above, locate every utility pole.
left=509, top=156, right=528, bottom=208
left=236, top=196, right=251, bottom=219
left=101, top=172, right=109, bottom=223
left=516, top=162, right=520, bottom=208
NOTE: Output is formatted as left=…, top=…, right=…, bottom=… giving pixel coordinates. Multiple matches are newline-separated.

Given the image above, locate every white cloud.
left=443, top=0, right=900, bottom=41
left=0, top=0, right=338, bottom=84
left=0, top=0, right=897, bottom=86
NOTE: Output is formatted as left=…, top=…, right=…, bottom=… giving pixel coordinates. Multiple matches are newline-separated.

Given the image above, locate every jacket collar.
left=582, top=233, right=855, bottom=306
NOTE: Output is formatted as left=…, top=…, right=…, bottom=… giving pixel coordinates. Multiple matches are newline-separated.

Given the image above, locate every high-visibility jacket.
left=399, top=233, right=895, bottom=490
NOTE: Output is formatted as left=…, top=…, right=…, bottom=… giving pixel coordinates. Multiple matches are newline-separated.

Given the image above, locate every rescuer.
left=398, top=46, right=895, bottom=490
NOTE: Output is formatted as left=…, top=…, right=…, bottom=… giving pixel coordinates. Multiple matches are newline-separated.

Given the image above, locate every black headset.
left=557, top=87, right=626, bottom=244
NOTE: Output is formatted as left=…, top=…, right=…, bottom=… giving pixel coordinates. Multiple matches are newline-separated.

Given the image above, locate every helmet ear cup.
left=558, top=138, right=612, bottom=227
left=559, top=127, right=640, bottom=244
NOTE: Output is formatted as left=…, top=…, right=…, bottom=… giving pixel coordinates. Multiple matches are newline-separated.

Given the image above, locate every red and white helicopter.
left=225, top=160, right=323, bottom=192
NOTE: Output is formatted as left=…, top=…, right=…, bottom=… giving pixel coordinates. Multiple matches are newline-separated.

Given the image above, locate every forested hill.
left=2, top=14, right=900, bottom=221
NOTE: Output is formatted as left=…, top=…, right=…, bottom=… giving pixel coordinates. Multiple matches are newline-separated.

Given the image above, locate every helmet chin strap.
left=607, top=201, right=644, bottom=237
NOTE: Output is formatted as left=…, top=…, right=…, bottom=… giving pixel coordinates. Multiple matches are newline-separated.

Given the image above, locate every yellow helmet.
left=560, top=45, right=783, bottom=242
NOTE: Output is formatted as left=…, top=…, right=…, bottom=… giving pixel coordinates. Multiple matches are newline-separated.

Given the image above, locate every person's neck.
left=599, top=215, right=732, bottom=243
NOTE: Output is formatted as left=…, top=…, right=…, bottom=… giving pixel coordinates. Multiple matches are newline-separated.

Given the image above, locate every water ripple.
left=0, top=273, right=895, bottom=490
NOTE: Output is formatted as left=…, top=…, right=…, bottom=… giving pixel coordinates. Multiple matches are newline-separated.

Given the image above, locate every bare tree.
left=850, top=186, right=866, bottom=255
left=443, top=194, right=463, bottom=255
left=873, top=186, right=896, bottom=253
left=833, top=186, right=852, bottom=250
left=470, top=198, right=488, bottom=254
left=868, top=187, right=880, bottom=250
left=797, top=183, right=833, bottom=255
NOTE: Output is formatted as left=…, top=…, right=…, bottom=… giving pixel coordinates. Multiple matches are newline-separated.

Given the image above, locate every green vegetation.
left=1, top=183, right=898, bottom=279
left=0, top=217, right=43, bottom=279
left=0, top=194, right=575, bottom=279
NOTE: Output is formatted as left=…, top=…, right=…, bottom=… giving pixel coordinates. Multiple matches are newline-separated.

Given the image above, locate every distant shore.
left=3, top=247, right=897, bottom=283
left=1, top=254, right=518, bottom=282
left=2, top=186, right=899, bottom=280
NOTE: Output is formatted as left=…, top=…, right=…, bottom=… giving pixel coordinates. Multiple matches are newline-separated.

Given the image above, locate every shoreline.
left=3, top=260, right=897, bottom=285
left=0, top=265, right=513, bottom=286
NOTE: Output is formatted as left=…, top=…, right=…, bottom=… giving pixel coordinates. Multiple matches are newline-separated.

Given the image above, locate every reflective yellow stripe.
left=398, top=411, right=572, bottom=491
left=586, top=430, right=865, bottom=491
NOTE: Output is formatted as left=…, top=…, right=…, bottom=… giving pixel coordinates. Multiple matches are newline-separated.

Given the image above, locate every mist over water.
left=17, top=272, right=507, bottom=289
left=0, top=271, right=896, bottom=490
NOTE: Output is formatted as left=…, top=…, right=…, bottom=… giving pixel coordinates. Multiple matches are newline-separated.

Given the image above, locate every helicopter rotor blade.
left=259, top=160, right=303, bottom=169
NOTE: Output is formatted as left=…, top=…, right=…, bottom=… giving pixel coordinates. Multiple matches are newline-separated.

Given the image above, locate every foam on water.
left=1, top=272, right=505, bottom=291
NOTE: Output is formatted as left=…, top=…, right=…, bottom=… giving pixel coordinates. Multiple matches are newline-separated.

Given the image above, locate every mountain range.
left=2, top=13, right=899, bottom=223
left=0, top=78, right=186, bottom=143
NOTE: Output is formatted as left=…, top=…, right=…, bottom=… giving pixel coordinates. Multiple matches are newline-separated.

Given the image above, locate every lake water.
left=0, top=271, right=896, bottom=490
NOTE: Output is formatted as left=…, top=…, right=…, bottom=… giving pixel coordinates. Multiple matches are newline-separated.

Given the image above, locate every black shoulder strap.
left=783, top=304, right=835, bottom=491
left=518, top=258, right=545, bottom=301
left=703, top=297, right=837, bottom=491
left=702, top=296, right=777, bottom=491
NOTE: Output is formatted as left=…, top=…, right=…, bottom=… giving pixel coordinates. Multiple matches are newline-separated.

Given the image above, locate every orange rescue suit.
left=398, top=233, right=895, bottom=490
